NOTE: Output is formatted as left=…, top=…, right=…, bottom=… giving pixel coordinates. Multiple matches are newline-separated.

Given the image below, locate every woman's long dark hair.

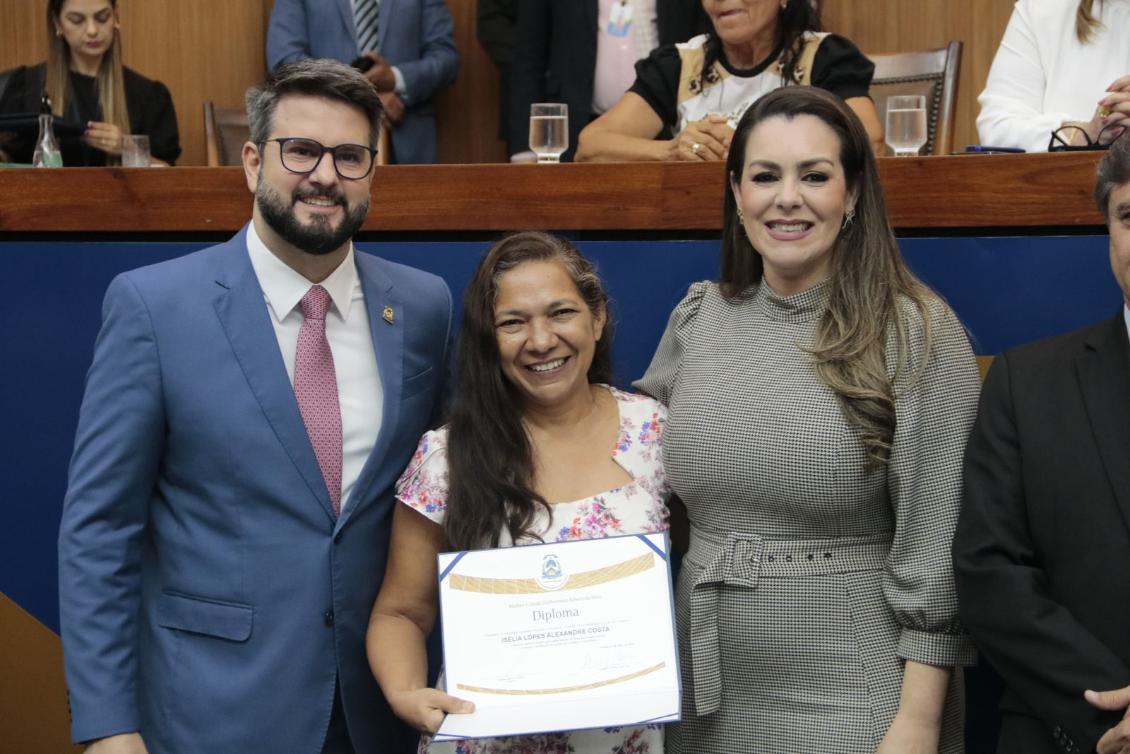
left=444, top=232, right=615, bottom=551
left=721, top=86, right=934, bottom=467
left=699, top=0, right=822, bottom=91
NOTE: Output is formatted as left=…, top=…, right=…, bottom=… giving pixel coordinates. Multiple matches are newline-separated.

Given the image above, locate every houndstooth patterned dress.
left=633, top=280, right=980, bottom=753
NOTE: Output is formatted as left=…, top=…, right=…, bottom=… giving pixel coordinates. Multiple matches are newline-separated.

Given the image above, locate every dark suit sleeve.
left=476, top=0, right=516, bottom=68
left=507, top=0, right=551, bottom=156
left=58, top=273, right=166, bottom=743
left=266, top=0, right=313, bottom=70
left=137, top=79, right=181, bottom=166
left=954, top=353, right=1130, bottom=752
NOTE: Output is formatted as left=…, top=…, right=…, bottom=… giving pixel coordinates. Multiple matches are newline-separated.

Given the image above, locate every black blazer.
left=954, top=313, right=1130, bottom=754
left=0, top=62, right=180, bottom=165
left=508, top=0, right=708, bottom=159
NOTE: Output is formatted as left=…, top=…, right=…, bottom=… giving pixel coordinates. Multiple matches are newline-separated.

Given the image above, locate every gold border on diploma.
left=457, top=661, right=668, bottom=696
left=448, top=552, right=655, bottom=594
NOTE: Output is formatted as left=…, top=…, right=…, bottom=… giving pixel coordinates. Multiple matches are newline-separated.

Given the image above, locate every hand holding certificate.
left=433, top=532, right=680, bottom=741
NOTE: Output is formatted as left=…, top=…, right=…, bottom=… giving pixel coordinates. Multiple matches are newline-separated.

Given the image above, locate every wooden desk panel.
left=0, top=153, right=1104, bottom=233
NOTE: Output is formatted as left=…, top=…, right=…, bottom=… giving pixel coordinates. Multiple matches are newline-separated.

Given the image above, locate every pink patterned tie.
left=295, top=285, right=342, bottom=516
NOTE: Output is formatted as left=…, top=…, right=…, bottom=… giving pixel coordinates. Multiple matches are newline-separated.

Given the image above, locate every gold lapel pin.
left=382, top=305, right=395, bottom=325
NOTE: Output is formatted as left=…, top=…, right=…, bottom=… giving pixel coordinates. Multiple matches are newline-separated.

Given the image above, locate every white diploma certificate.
left=433, top=532, right=680, bottom=741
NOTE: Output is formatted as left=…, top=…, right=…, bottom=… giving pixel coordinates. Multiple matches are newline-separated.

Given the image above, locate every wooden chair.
left=375, top=119, right=390, bottom=166
left=868, top=41, right=962, bottom=156
left=203, top=101, right=250, bottom=167
left=205, top=101, right=392, bottom=167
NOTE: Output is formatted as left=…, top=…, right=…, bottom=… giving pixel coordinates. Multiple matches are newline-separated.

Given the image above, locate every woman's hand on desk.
left=1097, top=75, right=1130, bottom=132
left=668, top=115, right=732, bottom=162
left=1066, top=75, right=1130, bottom=145
left=387, top=687, right=474, bottom=733
left=84, top=121, right=124, bottom=156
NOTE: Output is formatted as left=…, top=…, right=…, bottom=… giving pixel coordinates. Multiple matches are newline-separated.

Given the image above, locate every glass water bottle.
left=32, top=95, right=63, bottom=168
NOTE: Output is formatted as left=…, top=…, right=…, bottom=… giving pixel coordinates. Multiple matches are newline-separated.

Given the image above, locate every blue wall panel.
left=0, top=233, right=1121, bottom=632
left=903, top=235, right=1121, bottom=354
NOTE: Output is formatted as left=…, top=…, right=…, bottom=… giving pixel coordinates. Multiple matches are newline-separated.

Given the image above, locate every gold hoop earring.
left=841, top=206, right=855, bottom=230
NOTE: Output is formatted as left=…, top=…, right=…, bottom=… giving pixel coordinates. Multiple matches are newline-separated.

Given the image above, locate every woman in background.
left=368, top=232, right=671, bottom=753
left=978, top=0, right=1129, bottom=151
left=575, top=0, right=883, bottom=161
left=636, top=86, right=978, bottom=752
left=0, top=0, right=180, bottom=165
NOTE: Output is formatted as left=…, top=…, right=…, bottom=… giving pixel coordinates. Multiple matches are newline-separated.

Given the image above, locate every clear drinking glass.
left=885, top=95, right=927, bottom=157
left=529, top=103, right=568, bottom=163
left=121, top=134, right=151, bottom=167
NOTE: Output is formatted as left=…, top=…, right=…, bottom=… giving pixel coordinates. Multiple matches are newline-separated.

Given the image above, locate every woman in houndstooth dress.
left=634, top=88, right=980, bottom=753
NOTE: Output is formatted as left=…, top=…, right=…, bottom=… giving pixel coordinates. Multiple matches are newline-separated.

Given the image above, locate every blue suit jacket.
left=267, top=0, right=458, bottom=164
left=58, top=228, right=453, bottom=754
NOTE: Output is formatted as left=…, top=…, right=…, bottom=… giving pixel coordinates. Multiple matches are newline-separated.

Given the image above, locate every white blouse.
left=977, top=0, right=1130, bottom=152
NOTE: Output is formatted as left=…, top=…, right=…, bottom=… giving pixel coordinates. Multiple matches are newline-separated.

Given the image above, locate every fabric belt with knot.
left=685, top=524, right=892, bottom=716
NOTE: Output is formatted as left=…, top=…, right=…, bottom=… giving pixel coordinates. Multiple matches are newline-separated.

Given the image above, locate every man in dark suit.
left=508, top=0, right=707, bottom=161
left=954, top=132, right=1130, bottom=754
left=59, top=59, right=452, bottom=754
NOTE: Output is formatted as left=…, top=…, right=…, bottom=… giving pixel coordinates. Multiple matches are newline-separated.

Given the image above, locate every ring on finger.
left=691, top=142, right=702, bottom=154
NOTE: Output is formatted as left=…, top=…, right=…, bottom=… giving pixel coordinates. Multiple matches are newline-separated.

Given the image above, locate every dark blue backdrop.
left=1, top=233, right=1120, bottom=632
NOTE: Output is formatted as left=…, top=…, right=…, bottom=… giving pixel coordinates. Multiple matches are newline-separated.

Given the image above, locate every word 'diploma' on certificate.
left=434, top=533, right=680, bottom=741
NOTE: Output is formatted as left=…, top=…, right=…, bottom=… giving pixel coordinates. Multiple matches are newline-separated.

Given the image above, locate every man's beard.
left=256, top=182, right=369, bottom=256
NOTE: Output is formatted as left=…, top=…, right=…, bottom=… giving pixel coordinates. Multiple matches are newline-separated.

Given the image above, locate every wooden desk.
left=0, top=153, right=1112, bottom=754
left=0, top=152, right=1105, bottom=233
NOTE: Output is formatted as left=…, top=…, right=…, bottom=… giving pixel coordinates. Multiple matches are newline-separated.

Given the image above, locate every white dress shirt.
left=246, top=223, right=383, bottom=514
left=977, top=0, right=1130, bottom=152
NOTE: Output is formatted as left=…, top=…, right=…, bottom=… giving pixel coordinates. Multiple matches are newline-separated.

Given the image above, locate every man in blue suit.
left=58, top=59, right=452, bottom=754
left=267, top=0, right=458, bottom=165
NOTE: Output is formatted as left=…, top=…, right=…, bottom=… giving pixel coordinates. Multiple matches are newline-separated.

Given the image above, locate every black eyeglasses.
left=259, top=137, right=378, bottom=179
left=1048, top=123, right=1127, bottom=152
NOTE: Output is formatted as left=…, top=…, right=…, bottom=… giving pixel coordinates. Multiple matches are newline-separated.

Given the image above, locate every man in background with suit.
left=954, top=132, right=1130, bottom=754
left=508, top=0, right=706, bottom=161
left=59, top=59, right=452, bottom=754
left=267, top=0, right=458, bottom=165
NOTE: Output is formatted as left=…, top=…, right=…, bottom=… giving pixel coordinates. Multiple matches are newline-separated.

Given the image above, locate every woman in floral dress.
left=367, top=232, right=670, bottom=754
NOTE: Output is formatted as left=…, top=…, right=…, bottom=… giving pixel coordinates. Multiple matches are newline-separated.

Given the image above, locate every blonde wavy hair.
left=1076, top=0, right=1104, bottom=43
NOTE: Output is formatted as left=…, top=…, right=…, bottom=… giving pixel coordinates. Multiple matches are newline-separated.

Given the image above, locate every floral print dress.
left=395, top=386, right=671, bottom=754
